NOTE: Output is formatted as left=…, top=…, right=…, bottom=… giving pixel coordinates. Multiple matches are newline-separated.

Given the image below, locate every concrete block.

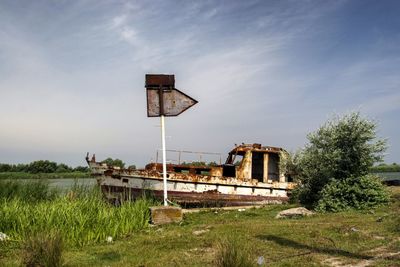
left=150, top=206, right=183, bottom=225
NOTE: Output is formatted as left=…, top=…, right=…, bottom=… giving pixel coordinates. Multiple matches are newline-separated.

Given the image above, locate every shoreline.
left=0, top=172, right=91, bottom=180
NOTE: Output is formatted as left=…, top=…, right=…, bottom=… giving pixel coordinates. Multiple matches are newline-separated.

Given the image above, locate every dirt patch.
left=322, top=239, right=400, bottom=267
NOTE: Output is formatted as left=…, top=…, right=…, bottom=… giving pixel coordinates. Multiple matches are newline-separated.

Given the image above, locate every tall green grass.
left=215, top=237, right=255, bottom=267
left=22, top=231, right=64, bottom=267
left=0, top=182, right=155, bottom=247
left=0, top=179, right=59, bottom=202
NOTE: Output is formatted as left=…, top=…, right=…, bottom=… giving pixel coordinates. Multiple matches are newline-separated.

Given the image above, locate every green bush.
left=22, top=231, right=63, bottom=267
left=292, top=112, right=387, bottom=209
left=316, top=175, right=390, bottom=212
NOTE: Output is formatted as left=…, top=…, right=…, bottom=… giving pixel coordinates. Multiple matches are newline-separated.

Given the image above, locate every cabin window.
left=251, top=152, right=264, bottom=182
left=226, top=152, right=244, bottom=165
left=268, top=153, right=280, bottom=181
left=233, top=155, right=243, bottom=166
left=222, top=164, right=236, bottom=177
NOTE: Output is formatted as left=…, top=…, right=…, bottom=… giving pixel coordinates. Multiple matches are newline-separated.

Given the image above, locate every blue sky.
left=0, top=0, right=399, bottom=167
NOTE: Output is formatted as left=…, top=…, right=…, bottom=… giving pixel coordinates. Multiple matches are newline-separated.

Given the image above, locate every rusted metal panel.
left=236, top=151, right=252, bottom=180
left=101, top=185, right=288, bottom=207
left=263, top=153, right=269, bottom=183
left=145, top=74, right=175, bottom=88
left=229, top=144, right=283, bottom=155
left=146, top=88, right=198, bottom=117
left=210, top=166, right=223, bottom=177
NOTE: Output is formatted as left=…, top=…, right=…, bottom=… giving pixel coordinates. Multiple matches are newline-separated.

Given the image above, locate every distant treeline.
left=370, top=163, right=400, bottom=173
left=180, top=161, right=218, bottom=167
left=0, top=158, right=136, bottom=174
left=0, top=160, right=89, bottom=174
left=100, top=158, right=136, bottom=169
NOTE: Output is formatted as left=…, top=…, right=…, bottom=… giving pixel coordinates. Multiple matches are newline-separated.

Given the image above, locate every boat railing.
left=155, top=149, right=223, bottom=165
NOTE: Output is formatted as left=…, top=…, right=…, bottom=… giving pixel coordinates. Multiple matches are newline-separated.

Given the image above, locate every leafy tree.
left=101, top=158, right=125, bottom=168
left=292, top=112, right=388, bottom=209
left=73, top=166, right=89, bottom=172
left=55, top=163, right=72, bottom=173
left=11, top=164, right=28, bottom=172
left=27, top=160, right=58, bottom=174
left=0, top=164, right=12, bottom=172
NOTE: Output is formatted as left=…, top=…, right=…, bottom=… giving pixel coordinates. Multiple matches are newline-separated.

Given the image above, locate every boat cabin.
left=222, top=143, right=286, bottom=183
left=145, top=143, right=289, bottom=183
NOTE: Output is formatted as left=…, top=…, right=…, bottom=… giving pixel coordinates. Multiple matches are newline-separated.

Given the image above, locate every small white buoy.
left=106, top=236, right=113, bottom=243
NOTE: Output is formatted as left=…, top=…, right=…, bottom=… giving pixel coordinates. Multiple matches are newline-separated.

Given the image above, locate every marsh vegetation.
left=0, top=180, right=155, bottom=248
left=0, top=182, right=399, bottom=266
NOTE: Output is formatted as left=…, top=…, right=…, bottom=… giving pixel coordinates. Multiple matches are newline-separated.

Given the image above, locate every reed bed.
left=0, top=182, right=155, bottom=247
left=0, top=179, right=59, bottom=202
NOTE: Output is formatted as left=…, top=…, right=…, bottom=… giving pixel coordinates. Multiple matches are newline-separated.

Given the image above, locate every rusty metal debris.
left=86, top=143, right=295, bottom=207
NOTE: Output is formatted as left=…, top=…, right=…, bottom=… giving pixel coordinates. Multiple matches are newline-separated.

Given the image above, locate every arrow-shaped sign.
left=146, top=88, right=198, bottom=117
left=145, top=74, right=198, bottom=117
left=145, top=74, right=198, bottom=206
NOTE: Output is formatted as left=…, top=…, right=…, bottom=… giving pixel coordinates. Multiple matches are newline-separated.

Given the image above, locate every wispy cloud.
left=0, top=0, right=399, bottom=165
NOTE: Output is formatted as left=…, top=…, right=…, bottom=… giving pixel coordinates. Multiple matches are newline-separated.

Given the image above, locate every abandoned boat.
left=86, top=143, right=295, bottom=207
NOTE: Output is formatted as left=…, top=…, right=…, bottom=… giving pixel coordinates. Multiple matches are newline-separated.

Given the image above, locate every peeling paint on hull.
left=97, top=174, right=291, bottom=207
left=87, top=143, right=296, bottom=207
left=102, top=184, right=287, bottom=207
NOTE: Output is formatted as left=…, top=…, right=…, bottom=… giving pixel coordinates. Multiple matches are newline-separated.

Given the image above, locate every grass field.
left=0, top=187, right=399, bottom=266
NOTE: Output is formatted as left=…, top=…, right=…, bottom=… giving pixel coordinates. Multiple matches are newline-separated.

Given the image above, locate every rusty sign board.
left=146, top=74, right=175, bottom=88
left=145, top=74, right=198, bottom=117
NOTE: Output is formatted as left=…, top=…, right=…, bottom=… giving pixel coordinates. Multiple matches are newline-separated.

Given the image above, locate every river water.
left=14, top=178, right=97, bottom=190
left=375, top=172, right=400, bottom=181
left=48, top=178, right=97, bottom=189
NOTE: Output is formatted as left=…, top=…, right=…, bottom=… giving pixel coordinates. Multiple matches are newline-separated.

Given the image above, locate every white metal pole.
left=160, top=115, right=168, bottom=206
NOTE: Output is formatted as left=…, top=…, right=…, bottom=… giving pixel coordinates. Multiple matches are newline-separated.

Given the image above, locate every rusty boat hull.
left=97, top=175, right=290, bottom=207
left=87, top=144, right=295, bottom=207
